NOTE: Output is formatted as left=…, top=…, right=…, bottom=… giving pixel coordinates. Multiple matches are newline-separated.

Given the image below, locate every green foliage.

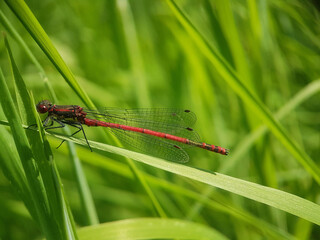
left=0, top=0, right=320, bottom=239
left=0, top=36, right=77, bottom=239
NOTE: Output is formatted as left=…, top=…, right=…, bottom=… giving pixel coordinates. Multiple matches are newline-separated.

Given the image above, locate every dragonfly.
left=33, top=100, right=229, bottom=163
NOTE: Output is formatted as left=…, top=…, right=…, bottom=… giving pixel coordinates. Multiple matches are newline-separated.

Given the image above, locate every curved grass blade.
left=0, top=68, right=61, bottom=239
left=4, top=0, right=93, bottom=109
left=184, top=79, right=320, bottom=235
left=221, top=79, right=320, bottom=173
left=166, top=0, right=320, bottom=185
left=3, top=0, right=163, bottom=218
left=2, top=36, right=78, bottom=239
left=1, top=5, right=99, bottom=226
left=0, top=125, right=34, bottom=214
left=78, top=218, right=228, bottom=240
left=49, top=134, right=320, bottom=226
left=52, top=141, right=294, bottom=240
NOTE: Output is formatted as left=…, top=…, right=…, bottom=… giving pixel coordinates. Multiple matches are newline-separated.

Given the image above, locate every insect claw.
left=56, top=140, right=65, bottom=149
left=225, top=149, right=230, bottom=155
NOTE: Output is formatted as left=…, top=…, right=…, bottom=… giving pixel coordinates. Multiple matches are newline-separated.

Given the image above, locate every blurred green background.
left=1, top=0, right=320, bottom=239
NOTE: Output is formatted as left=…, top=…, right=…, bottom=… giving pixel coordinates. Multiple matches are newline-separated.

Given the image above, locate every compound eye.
left=37, top=104, right=48, bottom=113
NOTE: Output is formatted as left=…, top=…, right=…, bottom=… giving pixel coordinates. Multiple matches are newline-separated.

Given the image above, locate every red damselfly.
left=33, top=100, right=229, bottom=163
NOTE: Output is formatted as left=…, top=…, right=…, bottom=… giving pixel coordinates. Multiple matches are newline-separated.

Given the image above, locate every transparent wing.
left=108, top=127, right=190, bottom=163
left=84, top=108, right=200, bottom=162
left=85, top=108, right=197, bottom=127
left=85, top=108, right=200, bottom=141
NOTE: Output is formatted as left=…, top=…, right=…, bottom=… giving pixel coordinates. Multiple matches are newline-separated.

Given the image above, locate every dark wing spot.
left=186, top=127, right=193, bottom=131
left=184, top=110, right=191, bottom=113
left=173, top=145, right=181, bottom=149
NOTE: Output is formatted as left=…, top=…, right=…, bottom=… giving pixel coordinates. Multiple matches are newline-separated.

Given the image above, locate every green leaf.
left=3, top=0, right=156, bottom=222
left=71, top=144, right=294, bottom=240
left=78, top=218, right=228, bottom=240
left=0, top=66, right=53, bottom=237
left=165, top=0, right=320, bottom=185
left=47, top=132, right=320, bottom=226
left=221, top=79, right=320, bottom=174
left=2, top=2, right=99, bottom=226
left=4, top=0, right=93, bottom=109
left=1, top=35, right=78, bottom=240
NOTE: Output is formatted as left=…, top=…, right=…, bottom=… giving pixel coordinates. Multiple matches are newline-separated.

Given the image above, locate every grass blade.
left=4, top=0, right=93, bottom=109
left=78, top=218, right=228, bottom=240
left=1, top=7, right=99, bottom=225
left=166, top=0, right=320, bottom=185
left=47, top=133, right=320, bottom=226
left=221, top=79, right=320, bottom=174
left=1, top=35, right=78, bottom=239
left=3, top=0, right=163, bottom=220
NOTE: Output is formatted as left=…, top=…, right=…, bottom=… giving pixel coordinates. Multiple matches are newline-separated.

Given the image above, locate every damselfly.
left=33, top=100, right=229, bottom=163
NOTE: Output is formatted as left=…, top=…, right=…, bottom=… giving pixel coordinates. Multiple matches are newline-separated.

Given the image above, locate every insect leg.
left=56, top=121, right=92, bottom=152
left=27, top=116, right=53, bottom=129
